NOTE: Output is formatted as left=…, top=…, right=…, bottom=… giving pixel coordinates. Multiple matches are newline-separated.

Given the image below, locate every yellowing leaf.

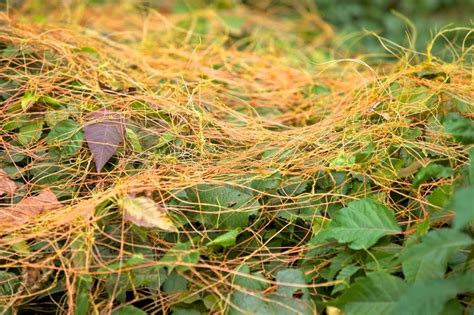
left=120, top=195, right=177, bottom=231
left=21, top=90, right=38, bottom=111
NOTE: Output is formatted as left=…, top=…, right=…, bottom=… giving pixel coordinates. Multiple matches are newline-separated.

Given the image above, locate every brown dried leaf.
left=0, top=170, right=17, bottom=196
left=0, top=189, right=61, bottom=225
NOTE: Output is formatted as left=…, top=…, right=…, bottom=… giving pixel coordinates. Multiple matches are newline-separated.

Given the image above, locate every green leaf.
left=172, top=307, right=200, bottom=315
left=186, top=184, right=259, bottom=229
left=125, top=128, right=143, bottom=153
left=21, top=90, right=38, bottom=111
left=392, top=273, right=474, bottom=315
left=442, top=112, right=474, bottom=144
left=100, top=254, right=146, bottom=302
left=250, top=171, right=282, bottom=192
left=332, top=264, right=360, bottom=294
left=207, top=229, right=240, bottom=248
left=2, top=115, right=31, bottom=131
left=314, top=198, right=401, bottom=250
left=469, top=148, right=474, bottom=185
left=275, top=269, right=308, bottom=298
left=451, top=186, right=474, bottom=230
left=400, top=229, right=473, bottom=282
left=160, top=241, right=199, bottom=274
left=112, top=305, right=147, bottom=315
left=163, top=271, right=188, bottom=294
left=17, top=119, right=43, bottom=146
left=412, top=164, right=453, bottom=188
left=330, top=272, right=407, bottom=315
left=228, top=265, right=272, bottom=315
left=440, top=300, right=464, bottom=315
left=45, top=110, right=69, bottom=127
left=75, top=292, right=91, bottom=315
left=220, top=14, right=245, bottom=34
left=47, top=119, right=84, bottom=157
left=0, top=271, right=20, bottom=296
left=427, top=184, right=453, bottom=210
left=39, top=95, right=62, bottom=107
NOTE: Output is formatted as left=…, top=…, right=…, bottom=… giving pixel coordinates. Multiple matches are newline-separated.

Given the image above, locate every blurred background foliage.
left=1, top=0, right=474, bottom=54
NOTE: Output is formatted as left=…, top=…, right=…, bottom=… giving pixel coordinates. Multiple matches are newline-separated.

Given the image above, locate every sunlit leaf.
left=20, top=90, right=38, bottom=111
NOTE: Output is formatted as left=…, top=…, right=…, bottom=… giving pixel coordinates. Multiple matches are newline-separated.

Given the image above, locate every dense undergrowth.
left=0, top=1, right=473, bottom=314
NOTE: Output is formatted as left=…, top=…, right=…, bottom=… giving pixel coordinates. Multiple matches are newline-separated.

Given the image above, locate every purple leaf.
left=83, top=109, right=125, bottom=171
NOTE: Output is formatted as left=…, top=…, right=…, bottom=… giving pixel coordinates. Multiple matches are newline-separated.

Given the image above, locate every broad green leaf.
left=17, top=119, right=43, bottom=146
left=47, top=119, right=84, bottom=157
left=160, top=241, right=199, bottom=274
left=400, top=229, right=473, bottom=282
left=207, top=229, right=240, bottom=248
left=2, top=115, right=31, bottom=131
left=279, top=176, right=309, bottom=196
left=451, top=186, right=474, bottom=230
left=163, top=271, right=188, bottom=294
left=442, top=112, right=474, bottom=144
left=314, top=198, right=401, bottom=250
left=45, top=110, right=69, bottom=127
left=330, top=272, right=407, bottom=315
left=267, top=268, right=315, bottom=314
left=275, top=269, right=308, bottom=297
left=250, top=171, right=282, bottom=192
left=427, top=184, right=453, bottom=210
left=440, top=300, right=464, bottom=315
left=228, top=265, right=272, bottom=315
left=392, top=273, right=474, bottom=315
left=412, top=164, right=452, bottom=188
left=186, top=184, right=259, bottom=229
left=112, top=305, right=147, bottom=315
left=120, top=195, right=177, bottom=231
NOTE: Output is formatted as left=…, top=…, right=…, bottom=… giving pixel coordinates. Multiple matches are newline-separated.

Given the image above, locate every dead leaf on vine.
left=83, top=109, right=125, bottom=172
left=0, top=189, right=61, bottom=226
left=0, top=170, right=17, bottom=196
left=120, top=195, right=177, bottom=231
